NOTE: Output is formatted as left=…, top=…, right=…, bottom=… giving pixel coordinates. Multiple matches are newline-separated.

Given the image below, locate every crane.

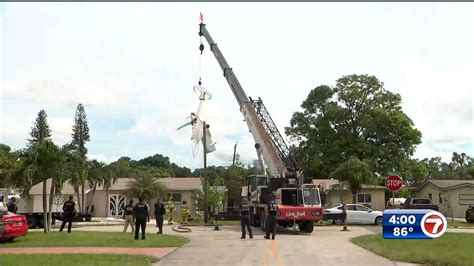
left=198, top=21, right=322, bottom=233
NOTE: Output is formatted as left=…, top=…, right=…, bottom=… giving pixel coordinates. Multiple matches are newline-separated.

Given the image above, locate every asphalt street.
left=72, top=224, right=417, bottom=266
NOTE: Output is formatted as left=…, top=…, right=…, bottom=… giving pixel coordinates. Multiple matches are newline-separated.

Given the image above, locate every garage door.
left=459, top=194, right=474, bottom=206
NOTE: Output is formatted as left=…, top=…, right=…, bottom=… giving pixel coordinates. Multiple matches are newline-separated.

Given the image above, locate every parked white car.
left=325, top=204, right=383, bottom=225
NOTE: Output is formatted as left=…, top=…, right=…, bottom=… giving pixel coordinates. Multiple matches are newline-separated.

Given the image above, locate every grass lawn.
left=216, top=220, right=240, bottom=226
left=3, top=231, right=188, bottom=248
left=352, top=233, right=474, bottom=266
left=447, top=220, right=474, bottom=228
left=0, top=254, right=157, bottom=266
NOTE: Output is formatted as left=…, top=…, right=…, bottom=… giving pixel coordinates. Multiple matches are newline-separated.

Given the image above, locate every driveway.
left=155, top=225, right=415, bottom=266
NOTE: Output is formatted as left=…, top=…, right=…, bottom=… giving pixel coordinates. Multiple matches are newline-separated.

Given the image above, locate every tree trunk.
left=42, top=180, right=48, bottom=233
left=105, top=188, right=109, bottom=217
left=47, top=178, right=55, bottom=231
left=86, top=182, right=97, bottom=214
left=75, top=186, right=82, bottom=213
left=352, top=192, right=357, bottom=204
left=81, top=185, right=85, bottom=213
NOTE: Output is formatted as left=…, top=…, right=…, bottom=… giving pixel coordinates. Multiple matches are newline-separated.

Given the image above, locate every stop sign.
left=385, top=175, right=404, bottom=191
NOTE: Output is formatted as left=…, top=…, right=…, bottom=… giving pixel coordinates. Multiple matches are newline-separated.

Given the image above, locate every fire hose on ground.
left=171, top=223, right=222, bottom=233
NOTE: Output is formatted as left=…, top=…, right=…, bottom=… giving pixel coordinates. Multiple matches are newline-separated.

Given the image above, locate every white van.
left=386, top=198, right=406, bottom=209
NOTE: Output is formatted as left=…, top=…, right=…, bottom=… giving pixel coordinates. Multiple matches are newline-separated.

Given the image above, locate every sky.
left=0, top=3, right=473, bottom=170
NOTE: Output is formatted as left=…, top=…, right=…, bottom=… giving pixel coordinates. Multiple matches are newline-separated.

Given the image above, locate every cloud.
left=49, top=117, right=73, bottom=145
left=2, top=76, right=134, bottom=108
left=1, top=3, right=473, bottom=170
left=414, top=144, right=454, bottom=163
left=392, top=57, right=473, bottom=156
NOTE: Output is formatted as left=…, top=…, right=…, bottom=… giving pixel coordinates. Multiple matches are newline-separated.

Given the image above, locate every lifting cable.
left=198, top=34, right=204, bottom=86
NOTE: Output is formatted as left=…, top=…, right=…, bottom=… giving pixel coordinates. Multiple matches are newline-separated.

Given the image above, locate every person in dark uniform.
left=123, top=199, right=135, bottom=233
left=240, top=197, right=253, bottom=239
left=154, top=198, right=166, bottom=234
left=264, top=195, right=278, bottom=240
left=7, top=197, right=18, bottom=214
left=60, top=196, right=76, bottom=233
left=133, top=197, right=150, bottom=240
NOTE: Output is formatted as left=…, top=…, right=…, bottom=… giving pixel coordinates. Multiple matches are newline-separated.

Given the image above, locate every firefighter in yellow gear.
left=167, top=196, right=175, bottom=225
left=180, top=200, right=190, bottom=225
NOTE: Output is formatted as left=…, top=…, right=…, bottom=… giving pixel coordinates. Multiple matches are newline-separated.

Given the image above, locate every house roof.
left=158, top=177, right=202, bottom=191
left=312, top=179, right=340, bottom=190
left=30, top=179, right=88, bottom=195
left=312, top=179, right=385, bottom=190
left=414, top=180, right=474, bottom=191
left=329, top=181, right=385, bottom=190
left=97, top=177, right=202, bottom=191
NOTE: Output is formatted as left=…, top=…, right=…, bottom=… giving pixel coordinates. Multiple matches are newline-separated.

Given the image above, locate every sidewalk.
left=0, top=247, right=176, bottom=259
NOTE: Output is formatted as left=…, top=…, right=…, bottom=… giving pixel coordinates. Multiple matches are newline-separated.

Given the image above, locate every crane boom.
left=199, top=23, right=300, bottom=179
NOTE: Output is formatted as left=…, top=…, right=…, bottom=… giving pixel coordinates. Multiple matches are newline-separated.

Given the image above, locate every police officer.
left=60, top=195, right=76, bottom=233
left=264, top=195, right=278, bottom=240
left=7, top=197, right=17, bottom=214
left=154, top=198, right=166, bottom=234
left=123, top=199, right=135, bottom=233
left=133, top=197, right=150, bottom=240
left=240, top=197, right=253, bottom=239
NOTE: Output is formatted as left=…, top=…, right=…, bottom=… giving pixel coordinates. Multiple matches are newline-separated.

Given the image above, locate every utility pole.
left=232, top=142, right=237, bottom=166
left=203, top=121, right=208, bottom=224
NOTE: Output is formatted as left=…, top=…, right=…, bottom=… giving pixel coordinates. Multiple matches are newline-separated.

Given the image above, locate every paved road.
left=72, top=224, right=415, bottom=265
left=157, top=225, right=415, bottom=266
left=69, top=222, right=469, bottom=266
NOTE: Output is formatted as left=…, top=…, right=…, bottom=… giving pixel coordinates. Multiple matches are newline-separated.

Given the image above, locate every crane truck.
left=199, top=22, right=323, bottom=233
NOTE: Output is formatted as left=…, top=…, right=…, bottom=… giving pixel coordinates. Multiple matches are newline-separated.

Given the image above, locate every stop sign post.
left=385, top=175, right=404, bottom=208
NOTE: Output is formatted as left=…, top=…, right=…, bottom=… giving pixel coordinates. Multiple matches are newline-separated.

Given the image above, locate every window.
left=346, top=205, right=357, bottom=211
left=413, top=199, right=431, bottom=204
left=439, top=193, right=443, bottom=204
left=354, top=205, right=369, bottom=211
left=357, top=193, right=372, bottom=203
left=428, top=193, right=432, bottom=200
left=170, top=193, right=181, bottom=203
left=413, top=199, right=431, bottom=205
left=459, top=194, right=474, bottom=206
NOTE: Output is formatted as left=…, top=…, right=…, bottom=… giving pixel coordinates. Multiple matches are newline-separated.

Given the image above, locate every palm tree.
left=67, top=147, right=87, bottom=213
left=45, top=143, right=69, bottom=231
left=14, top=140, right=67, bottom=232
left=125, top=174, right=167, bottom=201
left=86, top=160, right=118, bottom=214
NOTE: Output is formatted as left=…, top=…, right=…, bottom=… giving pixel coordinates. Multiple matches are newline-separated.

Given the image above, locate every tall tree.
left=286, top=74, right=422, bottom=178
left=451, top=152, right=469, bottom=169
left=451, top=152, right=470, bottom=179
left=467, top=159, right=474, bottom=180
left=329, top=156, right=375, bottom=203
left=71, top=103, right=90, bottom=213
left=28, top=110, right=53, bottom=232
left=28, top=110, right=52, bottom=148
left=421, top=157, right=442, bottom=179
left=136, top=154, right=170, bottom=169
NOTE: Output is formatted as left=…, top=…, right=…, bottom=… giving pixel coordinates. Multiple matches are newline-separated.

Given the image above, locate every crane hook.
left=199, top=43, right=204, bottom=55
